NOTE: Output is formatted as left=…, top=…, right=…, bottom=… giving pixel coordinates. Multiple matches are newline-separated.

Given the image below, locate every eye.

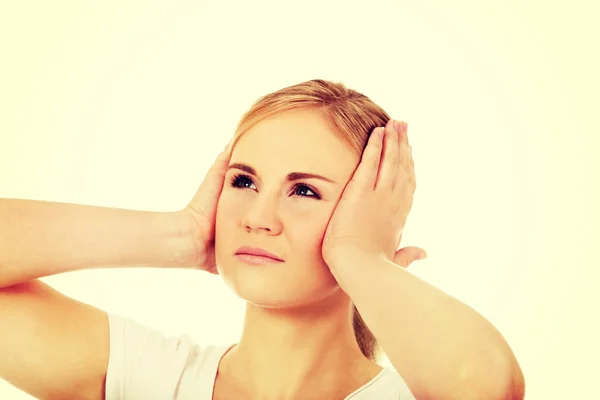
left=229, top=173, right=254, bottom=190
left=229, top=173, right=321, bottom=200
left=291, top=183, right=320, bottom=199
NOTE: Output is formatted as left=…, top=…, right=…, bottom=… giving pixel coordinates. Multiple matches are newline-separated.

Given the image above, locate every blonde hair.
left=230, top=79, right=392, bottom=363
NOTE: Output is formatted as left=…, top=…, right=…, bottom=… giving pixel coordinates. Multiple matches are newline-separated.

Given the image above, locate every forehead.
left=232, top=109, right=358, bottom=180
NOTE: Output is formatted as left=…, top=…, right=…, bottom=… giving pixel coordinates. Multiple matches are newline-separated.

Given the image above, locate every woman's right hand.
left=178, top=140, right=233, bottom=274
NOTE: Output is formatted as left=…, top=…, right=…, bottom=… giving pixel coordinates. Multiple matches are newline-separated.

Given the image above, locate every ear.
left=392, top=246, right=427, bottom=269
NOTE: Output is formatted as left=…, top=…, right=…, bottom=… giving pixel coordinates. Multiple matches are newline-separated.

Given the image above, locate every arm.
left=0, top=198, right=195, bottom=287
left=330, top=255, right=525, bottom=400
left=0, top=199, right=196, bottom=399
left=0, top=199, right=195, bottom=398
left=1, top=280, right=109, bottom=400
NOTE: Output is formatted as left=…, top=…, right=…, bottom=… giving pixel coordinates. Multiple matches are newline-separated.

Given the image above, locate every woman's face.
left=215, top=108, right=361, bottom=308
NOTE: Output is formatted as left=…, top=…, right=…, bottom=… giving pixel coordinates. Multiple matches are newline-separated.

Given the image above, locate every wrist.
left=326, top=252, right=388, bottom=291
left=169, top=210, right=202, bottom=268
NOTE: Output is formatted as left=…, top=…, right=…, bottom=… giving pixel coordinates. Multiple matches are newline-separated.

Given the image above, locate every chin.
left=217, top=258, right=341, bottom=310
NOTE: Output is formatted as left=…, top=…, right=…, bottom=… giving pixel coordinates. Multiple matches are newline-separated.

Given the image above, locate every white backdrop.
left=1, top=1, right=598, bottom=399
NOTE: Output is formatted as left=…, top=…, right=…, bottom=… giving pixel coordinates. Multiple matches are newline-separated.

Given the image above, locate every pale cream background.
left=1, top=1, right=597, bottom=399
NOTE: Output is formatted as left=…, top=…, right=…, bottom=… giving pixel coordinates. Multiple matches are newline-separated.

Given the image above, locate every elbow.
left=502, top=361, right=525, bottom=400
left=479, top=359, right=526, bottom=400
left=455, top=356, right=525, bottom=400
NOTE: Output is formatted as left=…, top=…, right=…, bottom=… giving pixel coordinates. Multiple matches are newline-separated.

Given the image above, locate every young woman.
left=0, top=80, right=525, bottom=399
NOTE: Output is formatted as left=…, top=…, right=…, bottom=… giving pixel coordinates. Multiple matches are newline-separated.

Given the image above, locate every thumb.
left=392, top=247, right=427, bottom=268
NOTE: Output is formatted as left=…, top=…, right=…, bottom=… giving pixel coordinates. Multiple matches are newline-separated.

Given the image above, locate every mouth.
left=235, top=254, right=284, bottom=265
left=234, top=246, right=284, bottom=263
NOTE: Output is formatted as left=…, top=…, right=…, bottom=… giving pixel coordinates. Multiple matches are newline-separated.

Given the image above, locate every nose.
left=241, top=196, right=283, bottom=235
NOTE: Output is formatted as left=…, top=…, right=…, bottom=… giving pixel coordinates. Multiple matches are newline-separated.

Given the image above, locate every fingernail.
left=417, top=250, right=427, bottom=260
left=393, top=120, right=402, bottom=132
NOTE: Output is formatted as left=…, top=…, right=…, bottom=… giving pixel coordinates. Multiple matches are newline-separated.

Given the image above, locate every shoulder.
left=104, top=313, right=229, bottom=400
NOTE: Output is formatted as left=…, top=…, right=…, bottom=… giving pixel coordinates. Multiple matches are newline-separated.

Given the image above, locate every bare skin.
left=213, top=293, right=383, bottom=399
left=0, top=110, right=427, bottom=399
left=212, top=108, right=384, bottom=399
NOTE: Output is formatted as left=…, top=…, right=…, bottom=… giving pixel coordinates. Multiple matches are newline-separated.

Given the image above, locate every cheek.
left=217, top=194, right=234, bottom=220
left=290, top=218, right=330, bottom=263
left=214, top=195, right=242, bottom=252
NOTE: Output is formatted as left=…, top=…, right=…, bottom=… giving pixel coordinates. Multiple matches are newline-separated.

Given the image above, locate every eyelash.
left=229, top=173, right=321, bottom=200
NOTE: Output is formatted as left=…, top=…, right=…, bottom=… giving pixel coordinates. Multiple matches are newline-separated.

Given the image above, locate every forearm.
left=0, top=199, right=195, bottom=288
left=332, top=256, right=523, bottom=400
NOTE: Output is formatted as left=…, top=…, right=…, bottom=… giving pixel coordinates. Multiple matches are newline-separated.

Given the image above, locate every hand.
left=178, top=140, right=233, bottom=274
left=322, top=119, right=426, bottom=269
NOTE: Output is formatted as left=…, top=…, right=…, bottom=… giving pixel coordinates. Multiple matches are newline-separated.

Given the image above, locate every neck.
left=219, top=291, right=381, bottom=399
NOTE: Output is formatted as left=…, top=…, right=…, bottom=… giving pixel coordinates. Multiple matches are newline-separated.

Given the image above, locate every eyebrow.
left=228, top=163, right=336, bottom=184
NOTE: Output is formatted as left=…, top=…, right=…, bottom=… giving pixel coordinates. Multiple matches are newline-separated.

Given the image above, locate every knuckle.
left=371, top=157, right=380, bottom=169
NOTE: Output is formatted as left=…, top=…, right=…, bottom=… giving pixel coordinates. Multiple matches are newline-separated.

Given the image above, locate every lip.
left=234, top=246, right=283, bottom=261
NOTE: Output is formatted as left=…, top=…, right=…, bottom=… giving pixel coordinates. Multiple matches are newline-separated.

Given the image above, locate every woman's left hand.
left=322, top=119, right=426, bottom=270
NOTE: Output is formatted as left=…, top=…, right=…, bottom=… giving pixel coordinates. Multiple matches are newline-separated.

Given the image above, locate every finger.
left=392, top=246, right=427, bottom=268
left=393, top=122, right=416, bottom=195
left=209, top=151, right=231, bottom=180
left=351, top=126, right=385, bottom=191
left=400, top=121, right=409, bottom=145
left=216, top=139, right=234, bottom=168
left=399, top=122, right=409, bottom=162
left=377, top=120, right=400, bottom=191
left=404, top=124, right=416, bottom=190
left=192, top=140, right=233, bottom=203
left=401, top=123, right=413, bottom=171
left=403, top=123, right=415, bottom=174
left=223, top=138, right=234, bottom=157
